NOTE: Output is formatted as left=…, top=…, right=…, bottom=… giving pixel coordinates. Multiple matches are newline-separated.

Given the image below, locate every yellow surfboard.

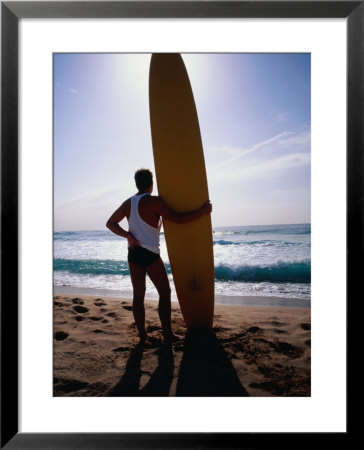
left=149, top=53, right=214, bottom=328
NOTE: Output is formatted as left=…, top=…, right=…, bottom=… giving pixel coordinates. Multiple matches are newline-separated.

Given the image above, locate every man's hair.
left=134, top=168, right=153, bottom=191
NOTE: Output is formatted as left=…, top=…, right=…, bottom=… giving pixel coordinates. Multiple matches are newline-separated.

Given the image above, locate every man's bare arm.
left=106, top=201, right=139, bottom=247
left=152, top=197, right=212, bottom=224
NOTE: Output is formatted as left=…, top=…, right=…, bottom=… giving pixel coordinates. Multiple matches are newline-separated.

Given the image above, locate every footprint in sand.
left=113, top=346, right=131, bottom=352
left=301, top=323, right=311, bottom=331
left=54, top=378, right=88, bottom=393
left=54, top=301, right=66, bottom=307
left=94, top=299, right=107, bottom=307
left=54, top=331, right=69, bottom=341
left=260, top=320, right=287, bottom=327
left=247, top=326, right=261, bottom=333
left=74, top=316, right=84, bottom=322
left=106, top=312, right=118, bottom=318
left=122, top=305, right=133, bottom=312
left=273, top=328, right=288, bottom=334
left=270, top=321, right=287, bottom=327
left=273, top=340, right=303, bottom=358
left=93, top=329, right=104, bottom=334
left=73, top=305, right=89, bottom=314
left=72, top=298, right=84, bottom=305
left=89, top=316, right=103, bottom=321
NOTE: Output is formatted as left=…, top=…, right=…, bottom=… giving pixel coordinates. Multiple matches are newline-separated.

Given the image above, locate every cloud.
left=211, top=131, right=310, bottom=171
left=69, top=88, right=79, bottom=94
left=209, top=152, right=310, bottom=184
left=249, top=152, right=311, bottom=178
left=274, top=130, right=311, bottom=149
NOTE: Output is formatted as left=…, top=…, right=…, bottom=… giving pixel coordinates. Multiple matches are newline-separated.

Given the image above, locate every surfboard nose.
left=149, top=54, right=189, bottom=94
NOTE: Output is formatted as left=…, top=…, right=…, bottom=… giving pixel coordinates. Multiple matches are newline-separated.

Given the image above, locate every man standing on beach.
left=106, top=168, right=212, bottom=343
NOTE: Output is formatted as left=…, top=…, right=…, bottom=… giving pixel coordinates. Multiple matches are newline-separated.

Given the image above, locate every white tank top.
left=128, top=193, right=160, bottom=254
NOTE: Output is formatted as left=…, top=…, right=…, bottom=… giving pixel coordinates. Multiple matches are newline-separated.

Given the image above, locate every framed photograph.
left=2, top=1, right=358, bottom=448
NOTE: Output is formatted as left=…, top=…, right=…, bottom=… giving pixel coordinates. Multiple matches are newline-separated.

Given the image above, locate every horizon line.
left=54, top=222, right=311, bottom=233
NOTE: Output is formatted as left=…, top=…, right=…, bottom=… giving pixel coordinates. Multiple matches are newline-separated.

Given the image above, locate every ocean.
left=54, top=223, right=311, bottom=307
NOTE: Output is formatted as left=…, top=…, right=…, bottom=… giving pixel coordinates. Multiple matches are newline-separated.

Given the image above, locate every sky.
left=54, top=53, right=310, bottom=231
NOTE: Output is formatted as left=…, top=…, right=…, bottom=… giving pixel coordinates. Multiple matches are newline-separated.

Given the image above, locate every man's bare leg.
left=129, top=262, right=150, bottom=341
left=146, top=258, right=183, bottom=343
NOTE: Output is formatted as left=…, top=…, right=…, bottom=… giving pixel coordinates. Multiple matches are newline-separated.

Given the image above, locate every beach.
left=54, top=293, right=311, bottom=397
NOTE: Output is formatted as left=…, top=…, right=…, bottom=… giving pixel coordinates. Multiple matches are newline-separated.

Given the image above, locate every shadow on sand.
left=109, top=342, right=174, bottom=397
left=110, top=328, right=248, bottom=397
left=139, top=344, right=174, bottom=396
left=176, top=327, right=249, bottom=396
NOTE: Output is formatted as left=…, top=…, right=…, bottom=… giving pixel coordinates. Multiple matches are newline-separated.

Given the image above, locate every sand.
left=53, top=294, right=311, bottom=397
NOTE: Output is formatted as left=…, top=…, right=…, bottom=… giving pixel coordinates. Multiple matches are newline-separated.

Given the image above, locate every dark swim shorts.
left=127, top=246, right=160, bottom=268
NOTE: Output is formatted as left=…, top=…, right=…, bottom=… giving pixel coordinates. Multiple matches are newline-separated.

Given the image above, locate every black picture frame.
left=1, top=1, right=358, bottom=448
